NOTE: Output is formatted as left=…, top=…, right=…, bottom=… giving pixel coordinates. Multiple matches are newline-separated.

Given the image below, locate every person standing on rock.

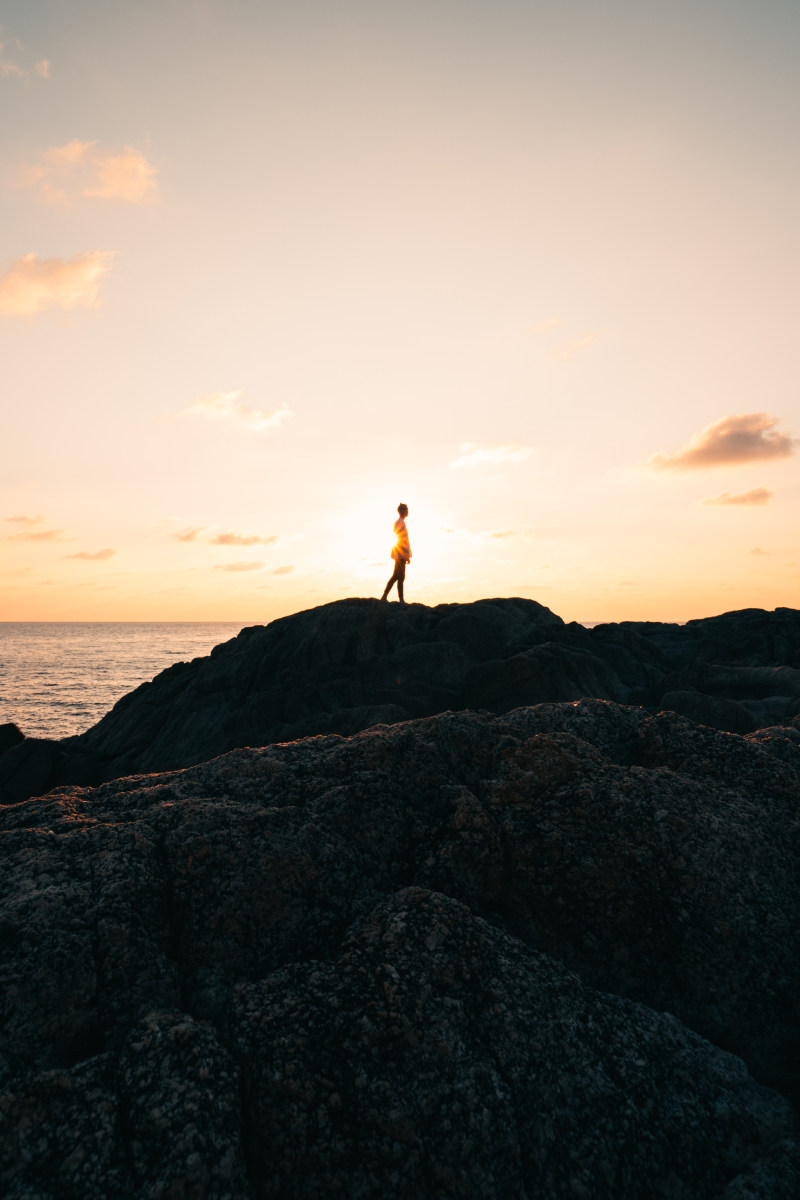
left=380, top=503, right=411, bottom=604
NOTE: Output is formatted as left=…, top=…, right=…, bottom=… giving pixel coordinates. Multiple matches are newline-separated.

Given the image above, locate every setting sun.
left=4, top=4, right=800, bottom=1195
left=1, top=0, right=799, bottom=625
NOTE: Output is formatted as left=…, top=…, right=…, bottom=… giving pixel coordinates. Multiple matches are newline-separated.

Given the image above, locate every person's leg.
left=381, top=561, right=399, bottom=600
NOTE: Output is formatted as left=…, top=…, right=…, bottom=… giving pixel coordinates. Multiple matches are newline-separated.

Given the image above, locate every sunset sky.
left=2, top=0, right=799, bottom=623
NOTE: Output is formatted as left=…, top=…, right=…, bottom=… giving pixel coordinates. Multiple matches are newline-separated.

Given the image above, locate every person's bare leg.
left=381, top=566, right=398, bottom=600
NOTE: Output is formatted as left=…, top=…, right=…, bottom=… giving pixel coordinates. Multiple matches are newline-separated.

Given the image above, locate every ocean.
left=0, top=622, right=247, bottom=740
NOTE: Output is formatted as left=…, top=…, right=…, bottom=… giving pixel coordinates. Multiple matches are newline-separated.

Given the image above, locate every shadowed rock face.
left=1, top=700, right=799, bottom=1197
left=3, top=596, right=800, bottom=803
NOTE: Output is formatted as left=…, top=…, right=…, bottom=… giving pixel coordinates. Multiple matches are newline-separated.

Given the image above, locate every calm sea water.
left=0, top=623, right=247, bottom=740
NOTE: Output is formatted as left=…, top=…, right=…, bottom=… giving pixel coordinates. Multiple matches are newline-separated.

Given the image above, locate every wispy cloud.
left=20, top=140, right=158, bottom=204
left=0, top=31, right=48, bottom=83
left=531, top=317, right=560, bottom=336
left=11, top=528, right=66, bottom=542
left=6, top=514, right=43, bottom=526
left=180, top=391, right=293, bottom=433
left=213, top=561, right=264, bottom=572
left=702, top=487, right=773, bottom=507
left=449, top=442, right=532, bottom=470
left=0, top=59, right=26, bottom=80
left=552, top=332, right=598, bottom=361
left=65, top=548, right=116, bottom=561
left=172, top=527, right=277, bottom=546
left=647, top=413, right=796, bottom=470
left=5, top=515, right=67, bottom=541
left=210, top=532, right=278, bottom=546
left=0, top=251, right=113, bottom=316
left=272, top=564, right=295, bottom=575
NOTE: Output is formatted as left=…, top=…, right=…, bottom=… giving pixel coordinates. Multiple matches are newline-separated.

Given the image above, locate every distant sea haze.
left=0, top=623, right=245, bottom=739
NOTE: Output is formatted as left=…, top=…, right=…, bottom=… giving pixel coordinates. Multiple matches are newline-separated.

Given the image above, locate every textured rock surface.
left=3, top=597, right=800, bottom=803
left=2, top=700, right=799, bottom=1197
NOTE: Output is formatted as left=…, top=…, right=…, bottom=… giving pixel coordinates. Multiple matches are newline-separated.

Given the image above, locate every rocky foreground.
left=3, top=596, right=800, bottom=803
left=1, top=599, right=800, bottom=1197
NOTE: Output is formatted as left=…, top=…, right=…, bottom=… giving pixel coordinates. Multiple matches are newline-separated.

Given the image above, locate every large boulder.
left=659, top=689, right=757, bottom=734
left=464, top=642, right=629, bottom=710
left=1, top=701, right=799, bottom=1196
left=0, top=723, right=24, bottom=756
left=4, top=598, right=800, bottom=803
left=0, top=737, right=65, bottom=803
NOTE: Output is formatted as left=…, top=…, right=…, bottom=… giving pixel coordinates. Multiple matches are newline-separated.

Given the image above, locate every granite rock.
left=1, top=700, right=799, bottom=1196
left=4, top=598, right=800, bottom=803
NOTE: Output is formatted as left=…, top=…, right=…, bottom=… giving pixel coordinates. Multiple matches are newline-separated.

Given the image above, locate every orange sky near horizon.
left=2, top=0, right=799, bottom=625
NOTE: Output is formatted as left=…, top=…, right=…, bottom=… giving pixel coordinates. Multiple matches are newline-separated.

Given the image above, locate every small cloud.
left=210, top=532, right=278, bottom=546
left=0, top=251, right=113, bottom=316
left=180, top=391, right=293, bottom=433
left=0, top=59, right=27, bottom=80
left=705, top=487, right=772, bottom=506
left=65, top=548, right=116, bottom=561
left=13, top=528, right=66, bottom=542
left=82, top=146, right=158, bottom=203
left=647, top=413, right=796, bottom=471
left=0, top=32, right=50, bottom=83
left=749, top=547, right=769, bottom=556
left=6, top=514, right=67, bottom=542
left=552, top=332, right=598, bottom=361
left=449, top=442, right=532, bottom=470
left=20, top=140, right=158, bottom=204
left=43, top=139, right=92, bottom=166
left=213, top=561, right=264, bottom=572
left=6, top=514, right=43, bottom=526
left=174, top=527, right=205, bottom=542
left=272, top=564, right=295, bottom=575
left=702, top=487, right=773, bottom=506
left=531, top=317, right=560, bottom=336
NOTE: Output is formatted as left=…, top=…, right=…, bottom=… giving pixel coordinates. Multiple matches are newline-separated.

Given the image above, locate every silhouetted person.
left=381, top=503, right=411, bottom=604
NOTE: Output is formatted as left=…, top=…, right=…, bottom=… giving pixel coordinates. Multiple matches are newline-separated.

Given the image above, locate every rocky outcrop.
left=0, top=723, right=24, bottom=756
left=3, top=597, right=800, bottom=804
left=2, top=700, right=799, bottom=1196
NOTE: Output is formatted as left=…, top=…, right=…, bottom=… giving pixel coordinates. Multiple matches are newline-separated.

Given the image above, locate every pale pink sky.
left=2, top=0, right=799, bottom=622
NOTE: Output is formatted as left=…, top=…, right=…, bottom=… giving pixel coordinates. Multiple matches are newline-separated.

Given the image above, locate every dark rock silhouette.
left=3, top=598, right=800, bottom=1196
left=3, top=597, right=800, bottom=803
left=0, top=722, right=24, bottom=755
left=2, top=700, right=800, bottom=1196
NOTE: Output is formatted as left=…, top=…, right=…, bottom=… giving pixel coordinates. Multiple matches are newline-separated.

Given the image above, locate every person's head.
left=397, top=503, right=408, bottom=518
